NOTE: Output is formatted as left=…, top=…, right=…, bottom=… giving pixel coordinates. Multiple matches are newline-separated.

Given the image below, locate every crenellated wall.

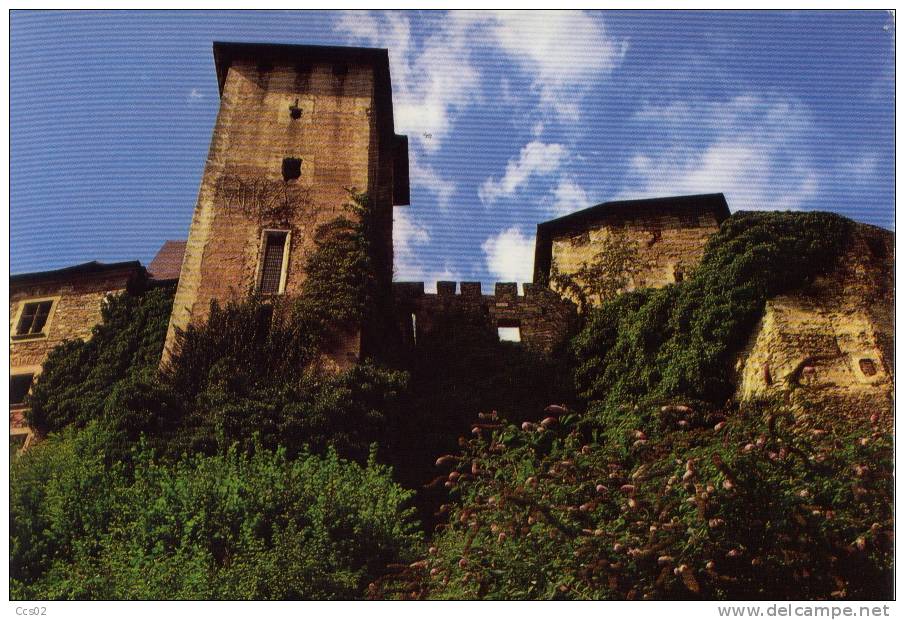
left=393, top=281, right=577, bottom=355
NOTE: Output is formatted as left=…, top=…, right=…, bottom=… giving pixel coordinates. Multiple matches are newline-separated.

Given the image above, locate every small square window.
left=10, top=373, right=34, bottom=407
left=14, top=301, right=53, bottom=338
left=282, top=158, right=301, bottom=181
left=497, top=320, right=521, bottom=343
left=258, top=231, right=290, bottom=295
left=859, top=359, right=877, bottom=377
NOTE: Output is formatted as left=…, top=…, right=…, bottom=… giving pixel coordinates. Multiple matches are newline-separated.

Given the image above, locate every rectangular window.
left=10, top=373, right=34, bottom=407
left=497, top=319, right=522, bottom=343
left=258, top=230, right=290, bottom=295
left=14, top=301, right=53, bottom=337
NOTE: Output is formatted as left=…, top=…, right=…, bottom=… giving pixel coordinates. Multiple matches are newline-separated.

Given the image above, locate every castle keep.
left=9, top=42, right=895, bottom=446
left=163, top=42, right=410, bottom=368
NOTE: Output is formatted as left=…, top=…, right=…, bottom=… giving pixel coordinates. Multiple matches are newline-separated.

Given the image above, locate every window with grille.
left=10, top=373, right=34, bottom=407
left=258, top=231, right=289, bottom=294
left=14, top=301, right=53, bottom=338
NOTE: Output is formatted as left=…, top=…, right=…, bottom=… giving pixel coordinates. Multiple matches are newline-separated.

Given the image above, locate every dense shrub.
left=11, top=425, right=421, bottom=600
left=573, top=211, right=851, bottom=406
left=371, top=211, right=892, bottom=600
left=376, top=399, right=892, bottom=600
left=26, top=285, right=175, bottom=435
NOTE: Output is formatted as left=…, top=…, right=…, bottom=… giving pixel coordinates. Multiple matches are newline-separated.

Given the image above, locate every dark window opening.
left=859, top=359, right=877, bottom=377
left=333, top=63, right=348, bottom=77
left=10, top=374, right=34, bottom=407
left=282, top=157, right=301, bottom=181
left=289, top=98, right=302, bottom=120
left=497, top=319, right=522, bottom=343
left=258, top=232, right=288, bottom=294
left=674, top=270, right=684, bottom=283
left=15, top=301, right=53, bottom=337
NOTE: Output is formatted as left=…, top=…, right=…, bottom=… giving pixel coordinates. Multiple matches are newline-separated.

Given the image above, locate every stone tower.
left=163, top=42, right=409, bottom=366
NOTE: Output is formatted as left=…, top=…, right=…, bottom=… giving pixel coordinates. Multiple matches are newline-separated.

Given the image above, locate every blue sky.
left=10, top=10, right=895, bottom=288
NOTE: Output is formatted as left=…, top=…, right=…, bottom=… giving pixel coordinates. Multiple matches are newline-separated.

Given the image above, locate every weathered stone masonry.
left=163, top=42, right=409, bottom=369
left=393, top=281, right=578, bottom=355
left=534, top=193, right=730, bottom=300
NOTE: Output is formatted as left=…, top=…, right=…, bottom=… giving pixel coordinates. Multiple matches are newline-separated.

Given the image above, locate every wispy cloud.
left=618, top=95, right=819, bottom=211
left=481, top=226, right=535, bottom=285
left=484, top=10, right=627, bottom=122
left=393, top=209, right=431, bottom=281
left=188, top=88, right=204, bottom=101
left=548, top=176, right=590, bottom=216
left=841, top=153, right=879, bottom=185
left=336, top=11, right=479, bottom=152
left=479, top=141, right=566, bottom=205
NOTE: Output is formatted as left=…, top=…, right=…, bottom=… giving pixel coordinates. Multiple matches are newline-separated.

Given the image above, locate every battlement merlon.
left=212, top=41, right=409, bottom=206
left=393, top=281, right=548, bottom=299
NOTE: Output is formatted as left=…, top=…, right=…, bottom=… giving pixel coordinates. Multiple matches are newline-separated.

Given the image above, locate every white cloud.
left=842, top=154, right=879, bottom=185
left=549, top=176, right=590, bottom=216
left=618, top=95, right=819, bottom=211
left=482, top=226, right=535, bottom=285
left=393, top=210, right=431, bottom=281
left=479, top=141, right=566, bottom=204
left=409, top=150, right=455, bottom=208
left=337, top=11, right=478, bottom=152
left=188, top=88, right=203, bottom=101
left=485, top=10, right=627, bottom=121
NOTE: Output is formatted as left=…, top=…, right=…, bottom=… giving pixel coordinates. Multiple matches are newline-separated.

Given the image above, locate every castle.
left=10, top=42, right=894, bottom=449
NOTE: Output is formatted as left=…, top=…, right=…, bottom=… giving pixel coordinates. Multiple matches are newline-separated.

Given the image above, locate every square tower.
left=163, top=42, right=409, bottom=366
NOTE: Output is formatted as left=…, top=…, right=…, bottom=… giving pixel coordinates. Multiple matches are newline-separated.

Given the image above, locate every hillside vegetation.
left=11, top=208, right=893, bottom=600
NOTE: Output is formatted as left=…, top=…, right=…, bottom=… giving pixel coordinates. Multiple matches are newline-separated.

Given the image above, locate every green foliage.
left=295, top=191, right=378, bottom=334
left=377, top=400, right=892, bottom=600
left=150, top=190, right=408, bottom=460
left=27, top=286, right=175, bottom=435
left=573, top=211, right=852, bottom=406
left=11, top=425, right=421, bottom=600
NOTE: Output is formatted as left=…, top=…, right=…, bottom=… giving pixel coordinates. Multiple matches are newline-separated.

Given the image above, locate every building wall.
left=164, top=56, right=394, bottom=369
left=10, top=272, right=135, bottom=369
left=393, top=281, right=578, bottom=355
left=550, top=210, right=723, bottom=300
left=735, top=223, right=894, bottom=418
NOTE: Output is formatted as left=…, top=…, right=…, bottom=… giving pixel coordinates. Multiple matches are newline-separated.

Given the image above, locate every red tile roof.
left=148, top=240, right=187, bottom=281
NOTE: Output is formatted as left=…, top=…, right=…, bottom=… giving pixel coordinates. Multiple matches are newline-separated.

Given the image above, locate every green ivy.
left=573, top=211, right=852, bottom=407
left=27, top=285, right=175, bottom=435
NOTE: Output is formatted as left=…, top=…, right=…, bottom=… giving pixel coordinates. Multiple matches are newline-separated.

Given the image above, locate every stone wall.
left=393, top=281, right=577, bottom=355
left=735, top=223, right=894, bottom=418
left=164, top=46, right=401, bottom=371
left=550, top=209, right=723, bottom=299
left=10, top=271, right=138, bottom=369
